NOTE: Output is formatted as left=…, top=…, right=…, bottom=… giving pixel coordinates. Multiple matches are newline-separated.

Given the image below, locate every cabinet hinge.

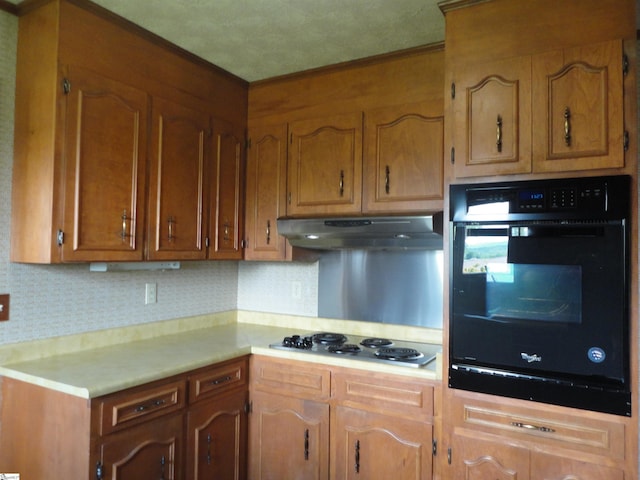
left=451, top=82, right=455, bottom=99
left=290, top=132, right=293, bottom=144
left=432, top=439, right=437, bottom=456
left=244, top=401, right=252, bottom=414
left=623, top=53, right=629, bottom=76
left=62, top=78, right=71, bottom=95
left=447, top=447, right=452, bottom=465
left=450, top=147, right=455, bottom=165
left=288, top=192, right=292, bottom=204
left=245, top=138, right=252, bottom=149
left=57, top=229, right=64, bottom=246
left=96, top=461, right=103, bottom=480
left=623, top=130, right=630, bottom=151
left=205, top=236, right=210, bottom=248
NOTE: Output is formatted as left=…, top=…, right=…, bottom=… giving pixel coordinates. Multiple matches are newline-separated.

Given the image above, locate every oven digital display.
left=518, top=189, right=545, bottom=209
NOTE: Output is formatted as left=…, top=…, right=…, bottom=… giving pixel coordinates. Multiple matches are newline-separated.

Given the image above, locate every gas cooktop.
left=269, top=332, right=441, bottom=368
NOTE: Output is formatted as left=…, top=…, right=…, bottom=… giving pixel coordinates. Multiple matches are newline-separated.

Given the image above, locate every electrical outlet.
left=0, top=294, right=9, bottom=321
left=145, top=283, right=157, bottom=305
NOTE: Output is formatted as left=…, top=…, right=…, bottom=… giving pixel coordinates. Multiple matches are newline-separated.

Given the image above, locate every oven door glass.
left=451, top=220, right=627, bottom=384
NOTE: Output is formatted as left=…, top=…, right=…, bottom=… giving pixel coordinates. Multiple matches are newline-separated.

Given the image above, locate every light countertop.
left=0, top=311, right=442, bottom=398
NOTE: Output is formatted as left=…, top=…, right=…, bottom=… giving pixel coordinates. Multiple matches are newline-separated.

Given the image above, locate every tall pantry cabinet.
left=439, top=1, right=638, bottom=479
left=10, top=0, right=248, bottom=264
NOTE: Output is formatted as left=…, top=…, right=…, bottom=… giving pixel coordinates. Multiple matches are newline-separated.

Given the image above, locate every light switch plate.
left=0, top=294, right=9, bottom=321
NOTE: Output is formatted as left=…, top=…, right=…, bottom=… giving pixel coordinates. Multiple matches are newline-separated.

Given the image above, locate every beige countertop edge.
left=0, top=311, right=443, bottom=398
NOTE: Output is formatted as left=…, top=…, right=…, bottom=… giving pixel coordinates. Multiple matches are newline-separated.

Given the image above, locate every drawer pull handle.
left=134, top=399, right=166, bottom=412
left=511, top=421, right=555, bottom=433
left=210, top=375, right=233, bottom=386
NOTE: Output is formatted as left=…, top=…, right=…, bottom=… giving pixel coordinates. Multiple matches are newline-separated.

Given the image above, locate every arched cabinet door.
left=331, top=406, right=433, bottom=480
left=61, top=65, right=149, bottom=262
left=249, top=390, right=329, bottom=479
left=147, top=96, right=208, bottom=260
left=449, top=433, right=529, bottom=480
left=451, top=56, right=532, bottom=178
left=363, top=102, right=444, bottom=213
left=98, top=413, right=183, bottom=480
left=244, top=124, right=289, bottom=261
left=287, top=112, right=363, bottom=216
left=532, top=39, right=626, bottom=173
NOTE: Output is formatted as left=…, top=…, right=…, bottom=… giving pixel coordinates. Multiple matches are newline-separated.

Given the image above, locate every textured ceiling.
left=9, top=0, right=446, bottom=81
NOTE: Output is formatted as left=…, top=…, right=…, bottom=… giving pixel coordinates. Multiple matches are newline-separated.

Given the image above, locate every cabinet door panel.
left=148, top=96, right=208, bottom=260
left=288, top=112, right=363, bottom=216
left=186, top=390, right=247, bottom=480
left=99, top=413, right=183, bottom=480
left=450, top=433, right=530, bottom=480
left=531, top=453, right=623, bottom=480
left=245, top=124, right=289, bottom=260
left=249, top=391, right=329, bottom=480
left=332, top=406, right=432, bottom=480
left=532, top=39, right=625, bottom=172
left=62, top=66, right=148, bottom=261
left=209, top=119, right=244, bottom=259
left=363, top=103, right=443, bottom=212
left=452, top=56, right=532, bottom=177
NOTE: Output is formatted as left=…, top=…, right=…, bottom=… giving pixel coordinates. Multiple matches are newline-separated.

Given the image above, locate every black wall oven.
left=449, top=175, right=631, bottom=416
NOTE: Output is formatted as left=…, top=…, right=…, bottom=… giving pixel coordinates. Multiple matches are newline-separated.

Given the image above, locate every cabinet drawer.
left=188, top=357, right=248, bottom=404
left=455, top=397, right=625, bottom=460
left=251, top=355, right=331, bottom=400
left=332, top=370, right=434, bottom=420
left=98, top=379, right=186, bottom=436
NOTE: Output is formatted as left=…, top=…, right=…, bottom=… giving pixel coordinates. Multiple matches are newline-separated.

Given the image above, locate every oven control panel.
left=451, top=175, right=629, bottom=221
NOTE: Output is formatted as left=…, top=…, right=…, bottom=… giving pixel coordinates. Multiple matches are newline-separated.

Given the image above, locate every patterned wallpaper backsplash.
left=0, top=11, right=318, bottom=346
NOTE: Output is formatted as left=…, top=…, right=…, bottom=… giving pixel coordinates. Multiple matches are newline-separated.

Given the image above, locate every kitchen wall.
left=0, top=10, right=319, bottom=347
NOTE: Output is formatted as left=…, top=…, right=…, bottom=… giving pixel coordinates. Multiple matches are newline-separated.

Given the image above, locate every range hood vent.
left=277, top=213, right=443, bottom=250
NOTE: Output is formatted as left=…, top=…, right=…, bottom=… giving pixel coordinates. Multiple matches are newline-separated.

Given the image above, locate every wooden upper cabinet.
left=451, top=56, right=532, bottom=178
left=244, top=124, right=289, bottom=260
left=147, top=97, right=208, bottom=260
left=209, top=119, right=245, bottom=259
left=10, top=0, right=248, bottom=264
left=287, top=112, right=363, bottom=216
left=451, top=39, right=627, bottom=179
left=61, top=66, right=149, bottom=262
left=363, top=103, right=444, bottom=212
left=532, top=39, right=625, bottom=172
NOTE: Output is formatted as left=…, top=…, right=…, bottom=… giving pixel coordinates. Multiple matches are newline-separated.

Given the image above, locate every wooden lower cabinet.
left=0, top=357, right=249, bottom=480
left=249, top=355, right=436, bottom=480
left=98, top=413, right=184, bottom=480
left=443, top=390, right=629, bottom=480
left=332, top=406, right=433, bottom=480
left=186, top=390, right=248, bottom=480
left=450, top=433, right=624, bottom=480
left=250, top=390, right=330, bottom=479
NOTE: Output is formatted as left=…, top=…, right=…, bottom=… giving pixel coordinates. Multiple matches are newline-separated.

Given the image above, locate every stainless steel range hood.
left=277, top=213, right=444, bottom=250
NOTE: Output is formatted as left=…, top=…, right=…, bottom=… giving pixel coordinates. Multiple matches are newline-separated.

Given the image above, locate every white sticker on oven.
left=588, top=347, right=606, bottom=363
